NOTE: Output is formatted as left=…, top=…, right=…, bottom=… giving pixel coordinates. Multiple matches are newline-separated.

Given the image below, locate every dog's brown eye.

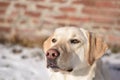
left=52, top=38, right=57, bottom=43
left=70, top=39, right=80, bottom=44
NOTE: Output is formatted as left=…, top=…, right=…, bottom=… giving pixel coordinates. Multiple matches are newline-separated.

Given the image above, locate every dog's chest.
left=50, top=72, right=92, bottom=80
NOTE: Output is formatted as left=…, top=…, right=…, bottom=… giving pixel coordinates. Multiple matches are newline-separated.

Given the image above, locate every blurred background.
left=0, top=0, right=120, bottom=51
left=0, top=0, right=120, bottom=80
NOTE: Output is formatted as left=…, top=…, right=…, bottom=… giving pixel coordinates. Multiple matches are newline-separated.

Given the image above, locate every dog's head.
left=43, top=27, right=108, bottom=73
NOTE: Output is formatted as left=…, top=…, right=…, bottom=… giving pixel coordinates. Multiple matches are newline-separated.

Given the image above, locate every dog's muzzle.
left=46, top=49, right=60, bottom=69
left=46, top=49, right=73, bottom=72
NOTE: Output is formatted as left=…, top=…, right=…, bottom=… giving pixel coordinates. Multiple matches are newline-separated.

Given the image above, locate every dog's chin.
left=52, top=68, right=73, bottom=73
left=48, top=66, right=73, bottom=73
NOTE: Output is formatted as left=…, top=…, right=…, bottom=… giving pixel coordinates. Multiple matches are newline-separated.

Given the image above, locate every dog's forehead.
left=54, top=27, right=82, bottom=37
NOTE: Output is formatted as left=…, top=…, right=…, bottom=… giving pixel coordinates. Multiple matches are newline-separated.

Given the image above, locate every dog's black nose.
left=46, top=49, right=60, bottom=59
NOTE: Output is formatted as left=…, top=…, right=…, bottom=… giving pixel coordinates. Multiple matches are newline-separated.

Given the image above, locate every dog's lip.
left=47, top=63, right=73, bottom=72
left=56, top=68, right=73, bottom=72
left=67, top=68, right=73, bottom=72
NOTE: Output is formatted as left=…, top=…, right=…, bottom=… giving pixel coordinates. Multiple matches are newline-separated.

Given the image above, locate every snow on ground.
left=101, top=53, right=120, bottom=80
left=0, top=44, right=49, bottom=80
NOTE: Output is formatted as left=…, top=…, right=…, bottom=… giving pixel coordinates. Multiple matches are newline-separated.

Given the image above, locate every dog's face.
left=43, top=27, right=108, bottom=73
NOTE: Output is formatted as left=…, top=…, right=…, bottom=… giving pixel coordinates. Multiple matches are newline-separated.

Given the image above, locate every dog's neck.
left=49, top=63, right=96, bottom=80
left=71, top=63, right=96, bottom=80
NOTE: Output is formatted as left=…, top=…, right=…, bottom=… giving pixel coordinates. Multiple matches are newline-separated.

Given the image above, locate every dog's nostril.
left=46, top=52, right=49, bottom=56
left=52, top=53, right=55, bottom=57
left=52, top=53, right=57, bottom=57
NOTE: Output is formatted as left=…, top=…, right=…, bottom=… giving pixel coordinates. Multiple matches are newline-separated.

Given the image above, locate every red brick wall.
left=0, top=0, right=120, bottom=46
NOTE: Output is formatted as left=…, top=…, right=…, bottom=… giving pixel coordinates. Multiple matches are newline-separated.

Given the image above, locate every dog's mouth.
left=47, top=62, right=73, bottom=72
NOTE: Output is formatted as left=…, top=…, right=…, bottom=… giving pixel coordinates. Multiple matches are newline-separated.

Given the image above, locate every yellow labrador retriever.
left=43, top=27, right=108, bottom=80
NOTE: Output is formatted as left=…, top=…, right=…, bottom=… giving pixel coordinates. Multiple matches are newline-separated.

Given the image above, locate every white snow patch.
left=0, top=44, right=49, bottom=80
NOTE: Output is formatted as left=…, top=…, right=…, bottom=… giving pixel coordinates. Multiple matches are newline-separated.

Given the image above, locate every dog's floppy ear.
left=43, top=34, right=53, bottom=53
left=87, top=32, right=108, bottom=65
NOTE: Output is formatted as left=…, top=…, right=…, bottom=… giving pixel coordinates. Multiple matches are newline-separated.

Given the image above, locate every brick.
left=56, top=22, right=66, bottom=26
left=20, top=20, right=26, bottom=24
left=25, top=11, right=41, bottom=17
left=32, top=19, right=41, bottom=24
left=51, top=0, right=66, bottom=3
left=7, top=18, right=13, bottom=23
left=72, top=0, right=82, bottom=4
left=73, top=0, right=120, bottom=9
left=82, top=7, right=100, bottom=15
left=0, top=18, right=4, bottom=23
left=8, top=11, right=19, bottom=17
left=115, top=27, right=120, bottom=31
left=27, top=0, right=45, bottom=1
left=0, top=17, right=13, bottom=23
left=72, top=0, right=95, bottom=5
left=92, top=25, right=100, bottom=29
left=52, top=15, right=67, bottom=20
left=42, top=21, right=52, bottom=25
left=36, top=4, right=53, bottom=10
left=16, top=28, right=36, bottom=33
left=51, top=14, right=90, bottom=22
left=90, top=16, right=115, bottom=24
left=56, top=21, right=79, bottom=27
left=117, top=19, right=120, bottom=25
left=68, top=16, right=90, bottom=22
left=14, top=3, right=27, bottom=9
left=82, top=7, right=120, bottom=17
left=0, top=27, right=11, bottom=32
left=78, top=0, right=95, bottom=5
left=95, top=1, right=120, bottom=9
left=0, top=1, right=10, bottom=8
left=102, top=26, right=111, bottom=30
left=108, top=35, right=120, bottom=44
left=0, top=9, right=6, bottom=14
left=59, top=7, right=76, bottom=12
